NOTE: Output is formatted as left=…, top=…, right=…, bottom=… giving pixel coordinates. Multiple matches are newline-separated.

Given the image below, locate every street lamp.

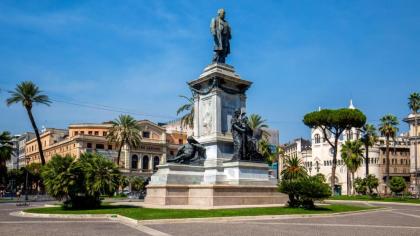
left=24, top=156, right=30, bottom=206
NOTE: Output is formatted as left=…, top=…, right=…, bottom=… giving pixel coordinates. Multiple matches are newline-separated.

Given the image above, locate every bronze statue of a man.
left=210, top=8, right=231, bottom=64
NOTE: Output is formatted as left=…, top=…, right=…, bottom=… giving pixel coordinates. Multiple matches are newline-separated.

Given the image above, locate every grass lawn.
left=25, top=204, right=373, bottom=220
left=330, top=195, right=420, bottom=204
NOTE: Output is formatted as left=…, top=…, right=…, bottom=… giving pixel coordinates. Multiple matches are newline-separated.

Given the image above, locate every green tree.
left=0, top=131, right=13, bottom=186
left=41, top=153, right=121, bottom=209
left=259, top=140, right=281, bottom=165
left=26, top=163, right=42, bottom=193
left=279, top=175, right=331, bottom=209
left=41, top=155, right=75, bottom=202
left=378, top=114, right=399, bottom=195
left=6, top=81, right=51, bottom=165
left=365, top=174, right=379, bottom=195
left=176, top=94, right=194, bottom=129
left=303, top=108, right=366, bottom=194
left=281, top=156, right=307, bottom=180
left=353, top=177, right=367, bottom=195
left=360, top=124, right=378, bottom=176
left=247, top=114, right=268, bottom=130
left=78, top=153, right=121, bottom=196
left=107, top=115, right=142, bottom=167
left=408, top=92, right=420, bottom=189
left=389, top=177, right=406, bottom=195
left=130, top=176, right=145, bottom=192
left=341, top=140, right=364, bottom=195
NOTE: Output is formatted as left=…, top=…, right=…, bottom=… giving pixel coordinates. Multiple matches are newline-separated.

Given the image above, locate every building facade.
left=25, top=120, right=186, bottom=178
left=308, top=101, right=410, bottom=195
left=404, top=113, right=420, bottom=193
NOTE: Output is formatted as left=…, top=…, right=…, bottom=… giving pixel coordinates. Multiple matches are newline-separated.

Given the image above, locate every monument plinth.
left=144, top=64, right=287, bottom=207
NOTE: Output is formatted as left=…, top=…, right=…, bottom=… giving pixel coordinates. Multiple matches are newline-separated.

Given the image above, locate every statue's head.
left=233, top=109, right=241, bottom=118
left=217, top=8, right=225, bottom=19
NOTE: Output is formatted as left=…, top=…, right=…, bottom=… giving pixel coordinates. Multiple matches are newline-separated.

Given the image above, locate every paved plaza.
left=1, top=202, right=420, bottom=236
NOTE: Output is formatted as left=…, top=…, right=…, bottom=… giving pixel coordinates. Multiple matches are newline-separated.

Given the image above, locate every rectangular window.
left=143, top=131, right=150, bottom=138
left=80, top=131, right=84, bottom=135
left=88, top=131, right=93, bottom=135
left=87, top=143, right=92, bottom=148
left=103, top=131, right=107, bottom=136
left=96, top=144, right=104, bottom=149
left=108, top=145, right=112, bottom=150
left=74, top=131, right=79, bottom=136
left=94, top=131, right=99, bottom=136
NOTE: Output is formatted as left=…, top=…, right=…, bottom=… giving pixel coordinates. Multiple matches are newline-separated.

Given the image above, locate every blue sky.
left=0, top=0, right=419, bottom=143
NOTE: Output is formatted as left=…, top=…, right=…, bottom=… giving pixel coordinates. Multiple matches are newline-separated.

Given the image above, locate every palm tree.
left=378, top=114, right=399, bottom=195
left=6, top=81, right=51, bottom=165
left=0, top=131, right=13, bottom=167
left=341, top=140, right=364, bottom=195
left=259, top=140, right=282, bottom=165
left=176, top=94, right=194, bottom=129
left=281, top=155, right=307, bottom=180
left=247, top=114, right=268, bottom=130
left=0, top=131, right=13, bottom=185
left=360, top=124, right=378, bottom=177
left=107, top=114, right=142, bottom=167
left=408, top=92, right=420, bottom=189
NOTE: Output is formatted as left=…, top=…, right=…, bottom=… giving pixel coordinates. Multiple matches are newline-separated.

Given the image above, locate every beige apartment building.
left=25, top=120, right=186, bottom=177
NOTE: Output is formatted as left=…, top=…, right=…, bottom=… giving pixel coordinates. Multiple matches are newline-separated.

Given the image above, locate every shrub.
left=389, top=177, right=406, bottom=195
left=130, top=176, right=145, bottom=192
left=279, top=176, right=331, bottom=209
left=41, top=153, right=121, bottom=209
left=365, top=174, right=379, bottom=195
left=354, top=177, right=367, bottom=195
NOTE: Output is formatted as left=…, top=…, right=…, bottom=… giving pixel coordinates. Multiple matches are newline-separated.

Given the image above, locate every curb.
left=11, top=207, right=388, bottom=225
left=326, top=200, right=420, bottom=206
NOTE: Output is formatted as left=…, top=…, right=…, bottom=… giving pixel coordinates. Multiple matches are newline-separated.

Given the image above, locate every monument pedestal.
left=144, top=63, right=287, bottom=207
left=145, top=162, right=286, bottom=207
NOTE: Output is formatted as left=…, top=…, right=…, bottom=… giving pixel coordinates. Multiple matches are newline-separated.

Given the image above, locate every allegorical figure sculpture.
left=167, top=136, right=206, bottom=165
left=210, top=8, right=231, bottom=64
left=231, top=109, right=264, bottom=162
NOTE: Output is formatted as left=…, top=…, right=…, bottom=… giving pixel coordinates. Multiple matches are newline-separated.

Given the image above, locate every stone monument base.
left=145, top=184, right=286, bottom=207
left=144, top=162, right=288, bottom=207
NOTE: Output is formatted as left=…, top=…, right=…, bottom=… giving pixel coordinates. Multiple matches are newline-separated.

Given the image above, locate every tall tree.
left=303, top=108, right=366, bottom=194
left=0, top=131, right=13, bottom=167
left=0, top=131, right=13, bottom=185
left=360, top=124, right=378, bottom=176
left=176, top=94, right=194, bottom=129
left=6, top=81, right=51, bottom=165
left=408, top=92, right=420, bottom=190
left=341, top=140, right=364, bottom=195
left=107, top=115, right=142, bottom=167
left=378, top=114, right=399, bottom=195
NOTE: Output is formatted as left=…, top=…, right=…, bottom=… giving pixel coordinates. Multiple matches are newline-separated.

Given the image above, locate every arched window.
left=142, top=155, right=149, bottom=170
left=131, top=155, right=138, bottom=169
left=153, top=156, right=160, bottom=171
left=346, top=131, right=351, bottom=140
left=314, top=134, right=321, bottom=144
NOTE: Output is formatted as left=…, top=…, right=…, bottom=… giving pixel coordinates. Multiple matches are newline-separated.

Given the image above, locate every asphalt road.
left=1, top=201, right=420, bottom=236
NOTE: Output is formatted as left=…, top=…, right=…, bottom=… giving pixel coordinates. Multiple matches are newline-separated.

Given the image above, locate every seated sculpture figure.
left=167, top=136, right=206, bottom=165
left=231, top=109, right=265, bottom=162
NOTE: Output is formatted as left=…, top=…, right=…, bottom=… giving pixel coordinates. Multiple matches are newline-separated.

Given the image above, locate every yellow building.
left=25, top=120, right=186, bottom=177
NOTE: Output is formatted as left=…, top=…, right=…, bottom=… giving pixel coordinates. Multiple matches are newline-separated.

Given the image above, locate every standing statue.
left=210, top=8, right=231, bottom=64
left=167, top=136, right=206, bottom=165
left=231, top=110, right=245, bottom=161
left=230, top=109, right=264, bottom=162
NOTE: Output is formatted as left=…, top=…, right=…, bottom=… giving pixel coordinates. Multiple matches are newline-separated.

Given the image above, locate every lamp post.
left=24, top=156, right=30, bottom=206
